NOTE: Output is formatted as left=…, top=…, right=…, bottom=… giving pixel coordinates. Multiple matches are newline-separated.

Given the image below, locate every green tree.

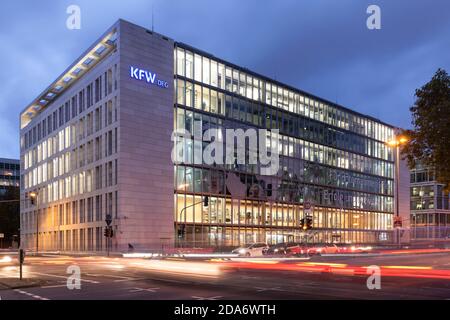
left=401, top=68, right=450, bottom=190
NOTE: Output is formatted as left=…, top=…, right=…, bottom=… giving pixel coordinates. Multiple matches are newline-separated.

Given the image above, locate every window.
left=87, top=83, right=93, bottom=108
left=107, top=69, right=113, bottom=94
left=78, top=90, right=85, bottom=113
left=202, top=57, right=210, bottom=85
left=71, top=96, right=77, bottom=118
left=194, top=54, right=202, bottom=82
left=95, top=77, right=101, bottom=103
left=211, top=60, right=218, bottom=87
left=177, top=79, right=185, bottom=105
left=186, top=51, right=193, bottom=79
left=176, top=47, right=185, bottom=76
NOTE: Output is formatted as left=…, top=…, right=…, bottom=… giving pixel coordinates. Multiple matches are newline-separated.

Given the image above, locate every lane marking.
left=30, top=272, right=99, bottom=284
left=254, top=286, right=285, bottom=292
left=191, top=295, right=223, bottom=300
left=85, top=273, right=143, bottom=282
left=40, top=284, right=68, bottom=289
left=128, top=287, right=160, bottom=293
left=114, top=278, right=147, bottom=282
left=14, top=289, right=49, bottom=301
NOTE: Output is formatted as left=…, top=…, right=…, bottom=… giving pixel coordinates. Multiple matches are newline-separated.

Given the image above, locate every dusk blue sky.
left=1, top=0, right=449, bottom=159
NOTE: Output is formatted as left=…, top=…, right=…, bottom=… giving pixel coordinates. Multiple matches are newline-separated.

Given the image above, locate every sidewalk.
left=0, top=278, right=49, bottom=290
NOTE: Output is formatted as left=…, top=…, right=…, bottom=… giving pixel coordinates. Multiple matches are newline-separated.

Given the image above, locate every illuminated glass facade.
left=19, top=20, right=397, bottom=252
left=173, top=44, right=395, bottom=246
left=0, top=158, right=20, bottom=189
left=410, top=164, right=450, bottom=241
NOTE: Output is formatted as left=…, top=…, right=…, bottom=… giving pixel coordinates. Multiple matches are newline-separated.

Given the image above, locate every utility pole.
left=387, top=135, right=408, bottom=249
left=178, top=196, right=209, bottom=248
left=105, top=214, right=113, bottom=257
left=29, top=189, right=40, bottom=255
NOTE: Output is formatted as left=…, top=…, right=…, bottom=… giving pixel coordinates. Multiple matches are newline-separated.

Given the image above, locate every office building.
left=20, top=20, right=396, bottom=251
left=0, top=158, right=20, bottom=248
left=409, top=164, right=450, bottom=242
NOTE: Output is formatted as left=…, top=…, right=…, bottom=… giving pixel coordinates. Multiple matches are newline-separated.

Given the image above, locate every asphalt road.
left=1, top=253, right=450, bottom=300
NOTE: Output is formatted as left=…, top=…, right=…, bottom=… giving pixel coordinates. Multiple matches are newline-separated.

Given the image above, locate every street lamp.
left=386, top=135, right=408, bottom=248
left=29, top=189, right=39, bottom=254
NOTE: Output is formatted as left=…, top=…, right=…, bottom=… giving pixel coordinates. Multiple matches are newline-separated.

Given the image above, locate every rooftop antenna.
left=152, top=4, right=154, bottom=32
left=335, top=85, right=339, bottom=104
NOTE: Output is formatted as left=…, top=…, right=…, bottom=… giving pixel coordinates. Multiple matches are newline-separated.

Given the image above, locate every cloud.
left=1, top=0, right=449, bottom=158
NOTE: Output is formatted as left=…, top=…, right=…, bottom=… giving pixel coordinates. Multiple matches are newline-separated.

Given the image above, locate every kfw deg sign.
left=130, top=66, right=169, bottom=88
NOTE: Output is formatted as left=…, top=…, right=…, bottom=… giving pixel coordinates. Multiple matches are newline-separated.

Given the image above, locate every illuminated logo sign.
left=130, top=66, right=169, bottom=88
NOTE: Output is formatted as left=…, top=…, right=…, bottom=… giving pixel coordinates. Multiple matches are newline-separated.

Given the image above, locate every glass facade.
left=173, top=44, right=395, bottom=247
left=0, top=159, right=20, bottom=199
left=0, top=159, right=20, bottom=188
left=410, top=165, right=450, bottom=240
left=19, top=65, right=120, bottom=252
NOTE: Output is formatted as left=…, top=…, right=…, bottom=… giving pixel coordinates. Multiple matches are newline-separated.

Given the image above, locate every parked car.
left=265, top=243, right=288, bottom=255
left=266, top=243, right=306, bottom=256
left=307, top=244, right=339, bottom=255
left=232, top=243, right=269, bottom=257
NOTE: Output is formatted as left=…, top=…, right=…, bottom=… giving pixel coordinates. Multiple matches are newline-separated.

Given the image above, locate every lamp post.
left=29, top=189, right=39, bottom=254
left=178, top=195, right=209, bottom=248
left=386, top=136, right=408, bottom=248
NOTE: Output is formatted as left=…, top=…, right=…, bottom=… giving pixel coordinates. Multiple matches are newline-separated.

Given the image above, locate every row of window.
left=0, top=162, right=20, bottom=171
left=21, top=191, right=117, bottom=232
left=411, top=213, right=450, bottom=226
left=175, top=80, right=393, bottom=161
left=175, top=165, right=393, bottom=213
left=411, top=197, right=450, bottom=210
left=175, top=108, right=394, bottom=178
left=22, top=65, right=118, bottom=151
left=23, top=158, right=117, bottom=202
left=23, top=99, right=117, bottom=171
left=175, top=194, right=393, bottom=230
left=23, top=129, right=117, bottom=190
left=0, top=178, right=20, bottom=187
left=176, top=225, right=390, bottom=246
left=175, top=46, right=394, bottom=142
left=410, top=169, right=436, bottom=183
left=21, top=227, right=116, bottom=252
left=411, top=185, right=435, bottom=197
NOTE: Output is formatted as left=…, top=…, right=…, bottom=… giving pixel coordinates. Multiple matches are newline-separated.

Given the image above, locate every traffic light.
left=104, top=227, right=114, bottom=238
left=266, top=184, right=273, bottom=197
left=19, top=249, right=25, bottom=264
left=177, top=225, right=185, bottom=239
left=300, top=217, right=313, bottom=230
left=203, top=196, right=209, bottom=207
left=29, top=192, right=36, bottom=205
left=299, top=218, right=306, bottom=230
left=306, top=217, right=313, bottom=230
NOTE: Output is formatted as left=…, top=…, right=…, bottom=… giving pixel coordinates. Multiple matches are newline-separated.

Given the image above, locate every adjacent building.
left=20, top=19, right=396, bottom=252
left=0, top=158, right=20, bottom=190
left=409, top=164, right=450, bottom=242
left=0, top=158, right=20, bottom=248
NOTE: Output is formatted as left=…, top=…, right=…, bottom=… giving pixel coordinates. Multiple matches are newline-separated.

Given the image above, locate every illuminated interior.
left=20, top=29, right=118, bottom=129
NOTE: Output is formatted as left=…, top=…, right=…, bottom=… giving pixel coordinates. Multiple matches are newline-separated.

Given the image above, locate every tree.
left=401, top=68, right=450, bottom=190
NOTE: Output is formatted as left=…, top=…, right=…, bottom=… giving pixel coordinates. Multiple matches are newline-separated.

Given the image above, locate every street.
left=1, top=252, right=450, bottom=300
